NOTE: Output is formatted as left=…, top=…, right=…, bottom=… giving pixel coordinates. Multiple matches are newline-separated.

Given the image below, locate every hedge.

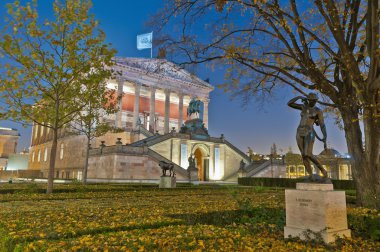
left=238, top=177, right=356, bottom=190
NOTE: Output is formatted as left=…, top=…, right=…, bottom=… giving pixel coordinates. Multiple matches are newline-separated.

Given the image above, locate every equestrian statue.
left=187, top=98, right=201, bottom=118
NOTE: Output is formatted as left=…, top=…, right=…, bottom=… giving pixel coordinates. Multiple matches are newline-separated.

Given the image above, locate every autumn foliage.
left=0, top=184, right=378, bottom=251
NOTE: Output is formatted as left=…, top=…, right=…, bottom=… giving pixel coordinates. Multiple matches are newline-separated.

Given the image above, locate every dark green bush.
left=238, top=177, right=355, bottom=190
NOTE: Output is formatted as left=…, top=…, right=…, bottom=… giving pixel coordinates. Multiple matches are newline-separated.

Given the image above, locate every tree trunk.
left=341, top=106, right=380, bottom=208
left=82, top=136, right=90, bottom=185
left=362, top=106, right=380, bottom=209
left=47, top=128, right=58, bottom=194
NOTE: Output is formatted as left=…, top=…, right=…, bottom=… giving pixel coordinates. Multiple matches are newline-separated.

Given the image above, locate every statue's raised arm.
left=287, top=96, right=306, bottom=110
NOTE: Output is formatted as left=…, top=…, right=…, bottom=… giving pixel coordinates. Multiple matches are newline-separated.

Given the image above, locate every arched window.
left=44, top=148, right=48, bottom=162
left=289, top=166, right=295, bottom=173
left=60, top=143, right=64, bottom=160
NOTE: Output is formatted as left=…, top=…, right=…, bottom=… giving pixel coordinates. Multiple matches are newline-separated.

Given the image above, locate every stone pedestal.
left=180, top=118, right=209, bottom=136
left=159, top=176, right=176, bottom=188
left=284, top=183, right=351, bottom=243
left=188, top=167, right=199, bottom=182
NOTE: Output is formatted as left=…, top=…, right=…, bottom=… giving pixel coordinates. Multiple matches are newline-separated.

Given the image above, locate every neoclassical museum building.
left=28, top=57, right=251, bottom=181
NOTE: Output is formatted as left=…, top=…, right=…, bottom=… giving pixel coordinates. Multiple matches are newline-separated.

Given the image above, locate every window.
left=146, top=113, right=150, bottom=130
left=77, top=171, right=83, bottom=181
left=44, top=148, right=48, bottom=162
left=40, top=123, right=44, bottom=137
left=34, top=124, right=39, bottom=139
left=60, top=143, right=64, bottom=160
left=37, top=150, right=41, bottom=162
left=297, top=166, right=305, bottom=175
left=289, top=166, right=295, bottom=173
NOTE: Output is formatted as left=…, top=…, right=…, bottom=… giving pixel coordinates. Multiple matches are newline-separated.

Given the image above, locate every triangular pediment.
left=113, top=57, right=213, bottom=90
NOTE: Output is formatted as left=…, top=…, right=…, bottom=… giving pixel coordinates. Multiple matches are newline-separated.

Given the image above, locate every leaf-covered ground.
left=0, top=183, right=378, bottom=251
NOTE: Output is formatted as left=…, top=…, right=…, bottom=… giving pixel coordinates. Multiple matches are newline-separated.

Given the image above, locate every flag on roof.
left=137, top=32, right=153, bottom=50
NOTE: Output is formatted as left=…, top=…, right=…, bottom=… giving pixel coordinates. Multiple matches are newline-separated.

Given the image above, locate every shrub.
left=238, top=177, right=355, bottom=190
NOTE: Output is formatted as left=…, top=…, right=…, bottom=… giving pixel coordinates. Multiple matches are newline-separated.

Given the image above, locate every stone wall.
left=149, top=140, right=172, bottom=161
left=0, top=170, right=42, bottom=180
left=0, top=135, right=18, bottom=158
left=88, top=153, right=187, bottom=180
left=28, top=135, right=87, bottom=179
left=0, top=132, right=19, bottom=170
left=223, top=145, right=244, bottom=180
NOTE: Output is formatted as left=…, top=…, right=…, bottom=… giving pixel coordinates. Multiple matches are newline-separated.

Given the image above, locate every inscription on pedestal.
left=296, top=198, right=312, bottom=207
left=284, top=183, right=351, bottom=243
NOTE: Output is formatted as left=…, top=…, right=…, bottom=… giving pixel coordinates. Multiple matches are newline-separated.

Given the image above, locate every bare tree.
left=153, top=0, right=380, bottom=208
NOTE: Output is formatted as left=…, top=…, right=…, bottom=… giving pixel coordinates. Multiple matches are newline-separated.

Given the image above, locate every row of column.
left=116, top=80, right=209, bottom=134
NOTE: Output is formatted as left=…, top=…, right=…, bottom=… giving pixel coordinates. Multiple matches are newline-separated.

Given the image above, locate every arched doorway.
left=193, top=145, right=210, bottom=181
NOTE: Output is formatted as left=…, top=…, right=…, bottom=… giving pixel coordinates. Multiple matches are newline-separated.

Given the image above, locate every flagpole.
left=151, top=31, right=153, bottom=58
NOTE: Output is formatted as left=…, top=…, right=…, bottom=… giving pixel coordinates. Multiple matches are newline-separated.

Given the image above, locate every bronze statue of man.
left=187, top=98, right=201, bottom=117
left=288, top=93, right=329, bottom=181
left=188, top=155, right=196, bottom=169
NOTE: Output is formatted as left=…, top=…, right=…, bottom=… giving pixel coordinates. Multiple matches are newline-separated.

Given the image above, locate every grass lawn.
left=0, top=183, right=378, bottom=251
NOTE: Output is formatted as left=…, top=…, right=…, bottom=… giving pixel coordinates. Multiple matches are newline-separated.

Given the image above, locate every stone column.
left=133, top=84, right=141, bottom=129
left=116, top=79, right=123, bottom=128
left=149, top=87, right=156, bottom=132
left=178, top=93, right=184, bottom=130
left=164, top=89, right=171, bottom=134
left=203, top=99, right=209, bottom=129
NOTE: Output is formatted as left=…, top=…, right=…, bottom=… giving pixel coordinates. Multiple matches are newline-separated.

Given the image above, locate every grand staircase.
left=127, top=128, right=189, bottom=177
left=245, top=160, right=272, bottom=177
left=129, top=132, right=174, bottom=147
left=223, top=160, right=274, bottom=181
left=134, top=125, right=155, bottom=138
left=92, top=125, right=252, bottom=181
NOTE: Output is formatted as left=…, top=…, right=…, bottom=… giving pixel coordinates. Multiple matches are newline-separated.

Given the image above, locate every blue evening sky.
left=0, top=0, right=347, bottom=155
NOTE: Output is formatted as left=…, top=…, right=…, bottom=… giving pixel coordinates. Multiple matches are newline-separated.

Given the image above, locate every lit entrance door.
left=194, top=148, right=209, bottom=181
